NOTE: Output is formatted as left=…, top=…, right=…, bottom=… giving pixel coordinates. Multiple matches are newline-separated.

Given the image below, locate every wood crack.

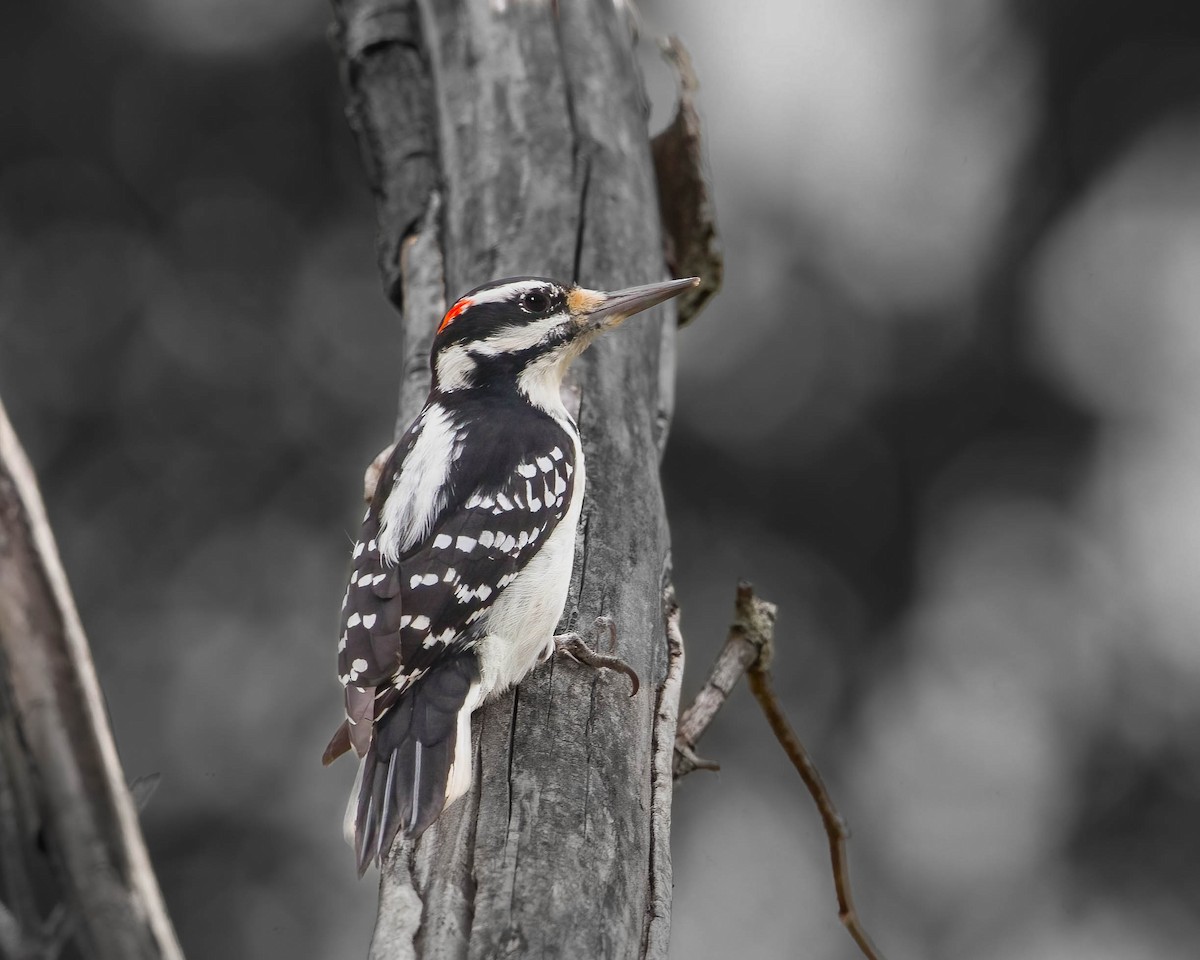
left=582, top=677, right=598, bottom=842
left=574, top=512, right=591, bottom=612
left=504, top=686, right=520, bottom=850
left=551, top=0, right=579, bottom=168
left=572, top=153, right=591, bottom=285
left=550, top=0, right=591, bottom=287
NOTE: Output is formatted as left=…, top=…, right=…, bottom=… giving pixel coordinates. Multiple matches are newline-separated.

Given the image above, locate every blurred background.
left=2, top=0, right=1199, bottom=957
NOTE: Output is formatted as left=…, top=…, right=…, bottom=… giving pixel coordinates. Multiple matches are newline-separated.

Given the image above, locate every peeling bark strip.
left=643, top=584, right=684, bottom=958
left=0, top=397, right=184, bottom=960
left=330, top=0, right=685, bottom=957
left=651, top=38, right=722, bottom=328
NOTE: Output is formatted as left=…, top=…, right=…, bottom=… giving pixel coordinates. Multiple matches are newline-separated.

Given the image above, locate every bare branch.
left=0, top=396, right=184, bottom=960
left=674, top=582, right=886, bottom=960
left=672, top=582, right=772, bottom=778
left=747, top=664, right=884, bottom=960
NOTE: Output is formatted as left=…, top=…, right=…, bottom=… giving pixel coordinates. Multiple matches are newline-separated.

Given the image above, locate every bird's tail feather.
left=351, top=654, right=480, bottom=875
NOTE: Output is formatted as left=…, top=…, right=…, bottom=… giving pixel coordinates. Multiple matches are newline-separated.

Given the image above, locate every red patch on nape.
left=437, top=297, right=473, bottom=334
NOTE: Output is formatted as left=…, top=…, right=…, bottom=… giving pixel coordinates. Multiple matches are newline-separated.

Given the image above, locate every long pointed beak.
left=572, top=277, right=700, bottom=331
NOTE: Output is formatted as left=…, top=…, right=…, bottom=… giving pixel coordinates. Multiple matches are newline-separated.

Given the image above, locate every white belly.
left=476, top=451, right=586, bottom=697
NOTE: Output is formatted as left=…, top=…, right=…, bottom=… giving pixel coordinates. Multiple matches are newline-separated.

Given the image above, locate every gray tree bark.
left=329, top=1, right=688, bottom=956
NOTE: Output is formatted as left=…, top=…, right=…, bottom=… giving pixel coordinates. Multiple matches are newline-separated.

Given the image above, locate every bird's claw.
left=553, top=617, right=639, bottom=697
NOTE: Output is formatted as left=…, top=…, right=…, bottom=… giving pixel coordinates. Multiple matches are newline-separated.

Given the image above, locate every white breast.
left=475, top=423, right=585, bottom=698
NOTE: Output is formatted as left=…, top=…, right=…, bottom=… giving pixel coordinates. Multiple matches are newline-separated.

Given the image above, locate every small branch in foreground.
left=0, top=395, right=184, bottom=960
left=673, top=581, right=885, bottom=960
left=747, top=653, right=884, bottom=960
left=672, top=581, right=773, bottom=778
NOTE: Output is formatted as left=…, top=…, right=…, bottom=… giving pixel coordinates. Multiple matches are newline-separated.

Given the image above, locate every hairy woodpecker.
left=323, top=274, right=698, bottom=873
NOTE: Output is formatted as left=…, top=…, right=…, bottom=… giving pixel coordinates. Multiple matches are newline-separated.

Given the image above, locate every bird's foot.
left=552, top=616, right=640, bottom=697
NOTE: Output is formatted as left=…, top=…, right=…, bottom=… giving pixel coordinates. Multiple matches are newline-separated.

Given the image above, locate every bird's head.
left=429, top=275, right=698, bottom=401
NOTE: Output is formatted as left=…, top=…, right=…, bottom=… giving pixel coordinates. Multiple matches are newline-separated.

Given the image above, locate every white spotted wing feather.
left=326, top=398, right=580, bottom=765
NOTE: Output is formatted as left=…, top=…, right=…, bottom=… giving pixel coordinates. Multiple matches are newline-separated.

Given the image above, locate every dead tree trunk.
left=329, top=0, right=687, bottom=956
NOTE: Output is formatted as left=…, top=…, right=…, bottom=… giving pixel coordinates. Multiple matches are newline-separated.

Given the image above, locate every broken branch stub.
left=651, top=36, right=723, bottom=327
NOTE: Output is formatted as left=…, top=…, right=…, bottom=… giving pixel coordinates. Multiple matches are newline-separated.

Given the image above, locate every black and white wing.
left=323, top=400, right=576, bottom=868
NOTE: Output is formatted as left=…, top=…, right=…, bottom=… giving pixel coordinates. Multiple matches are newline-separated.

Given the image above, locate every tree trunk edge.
left=0, top=397, right=185, bottom=960
left=330, top=1, right=684, bottom=956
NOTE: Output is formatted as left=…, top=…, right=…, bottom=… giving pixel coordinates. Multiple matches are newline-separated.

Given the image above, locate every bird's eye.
left=519, top=290, right=552, bottom=314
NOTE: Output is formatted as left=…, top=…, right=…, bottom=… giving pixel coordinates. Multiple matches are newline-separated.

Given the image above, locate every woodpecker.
left=323, top=273, right=698, bottom=873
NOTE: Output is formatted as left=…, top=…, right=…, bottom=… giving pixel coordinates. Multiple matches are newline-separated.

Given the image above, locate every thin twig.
left=738, top=582, right=885, bottom=960
left=672, top=587, right=769, bottom=777
left=747, top=663, right=884, bottom=960
left=673, top=581, right=886, bottom=960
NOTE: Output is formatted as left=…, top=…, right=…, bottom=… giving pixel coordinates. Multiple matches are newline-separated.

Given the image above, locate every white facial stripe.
left=438, top=281, right=569, bottom=383
left=466, top=279, right=550, bottom=306
left=435, top=343, right=477, bottom=391
left=466, top=311, right=570, bottom=356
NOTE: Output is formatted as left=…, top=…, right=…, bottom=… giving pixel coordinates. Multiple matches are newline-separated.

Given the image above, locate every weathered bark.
left=0, top=397, right=184, bottom=960
left=650, top=38, right=722, bottom=329
left=329, top=0, right=685, bottom=956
